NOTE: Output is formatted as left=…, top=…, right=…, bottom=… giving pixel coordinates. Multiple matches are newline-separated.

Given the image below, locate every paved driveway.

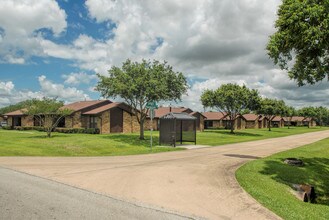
left=1, top=130, right=329, bottom=219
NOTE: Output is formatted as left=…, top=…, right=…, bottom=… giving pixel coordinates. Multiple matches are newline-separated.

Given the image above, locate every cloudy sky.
left=1, top=0, right=329, bottom=111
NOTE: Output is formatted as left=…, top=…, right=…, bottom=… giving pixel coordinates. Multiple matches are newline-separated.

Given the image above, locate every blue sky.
left=1, top=0, right=329, bottom=110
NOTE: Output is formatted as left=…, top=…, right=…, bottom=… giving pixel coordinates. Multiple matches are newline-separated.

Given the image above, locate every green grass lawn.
left=0, top=126, right=327, bottom=156
left=236, top=137, right=329, bottom=220
left=0, top=130, right=183, bottom=156
left=197, top=126, right=328, bottom=146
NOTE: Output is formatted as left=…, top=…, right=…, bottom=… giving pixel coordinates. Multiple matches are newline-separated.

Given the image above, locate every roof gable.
left=202, top=112, right=227, bottom=120
left=82, top=102, right=135, bottom=115
left=152, top=107, right=192, bottom=118
left=4, top=109, right=26, bottom=116
left=62, top=100, right=111, bottom=113
left=242, top=113, right=259, bottom=121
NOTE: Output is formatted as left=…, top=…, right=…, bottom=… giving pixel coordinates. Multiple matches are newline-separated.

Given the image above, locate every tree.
left=24, top=98, right=72, bottom=138
left=96, top=59, right=188, bottom=140
left=267, top=0, right=329, bottom=86
left=299, top=106, right=317, bottom=128
left=201, top=84, right=260, bottom=134
left=315, top=106, right=328, bottom=127
left=257, top=98, right=286, bottom=131
left=0, top=100, right=31, bottom=115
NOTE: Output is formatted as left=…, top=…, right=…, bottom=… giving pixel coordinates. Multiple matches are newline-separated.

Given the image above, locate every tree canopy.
left=24, top=98, right=72, bottom=137
left=201, top=83, right=260, bottom=133
left=298, top=105, right=329, bottom=127
left=267, top=0, right=329, bottom=86
left=257, top=98, right=286, bottom=131
left=283, top=105, right=297, bottom=128
left=0, top=100, right=31, bottom=115
left=96, top=59, right=188, bottom=140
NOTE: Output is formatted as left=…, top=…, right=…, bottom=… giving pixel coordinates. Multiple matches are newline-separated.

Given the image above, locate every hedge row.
left=54, top=128, right=100, bottom=134
left=5, top=126, right=100, bottom=134
left=13, top=126, right=45, bottom=131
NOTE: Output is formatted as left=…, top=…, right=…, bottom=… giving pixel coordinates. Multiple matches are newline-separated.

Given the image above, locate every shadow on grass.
left=25, top=133, right=69, bottom=139
left=223, top=154, right=261, bottom=159
left=100, top=134, right=160, bottom=148
left=204, top=130, right=263, bottom=137
left=260, top=157, right=329, bottom=205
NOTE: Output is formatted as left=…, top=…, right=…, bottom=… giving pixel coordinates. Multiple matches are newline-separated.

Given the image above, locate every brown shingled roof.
left=152, top=107, right=191, bottom=118
left=83, top=102, right=136, bottom=115
left=242, top=113, right=259, bottom=121
left=189, top=111, right=206, bottom=118
left=203, top=112, right=227, bottom=120
left=291, top=116, right=305, bottom=122
left=4, top=109, right=26, bottom=116
left=62, top=100, right=110, bottom=112
left=272, top=116, right=283, bottom=121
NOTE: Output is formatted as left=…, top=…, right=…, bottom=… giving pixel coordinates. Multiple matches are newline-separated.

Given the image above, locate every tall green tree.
left=298, top=106, right=329, bottom=127
left=315, top=106, right=328, bottom=127
left=96, top=59, right=188, bottom=140
left=201, top=84, right=260, bottom=134
left=257, top=98, right=286, bottom=131
left=24, top=98, right=72, bottom=138
left=267, top=0, right=329, bottom=86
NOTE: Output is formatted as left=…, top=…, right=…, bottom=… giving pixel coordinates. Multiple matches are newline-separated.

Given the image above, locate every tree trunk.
left=230, top=118, right=235, bottom=134
left=139, top=119, right=145, bottom=140
left=46, top=129, right=51, bottom=138
left=268, top=119, right=271, bottom=131
left=288, top=121, right=290, bottom=129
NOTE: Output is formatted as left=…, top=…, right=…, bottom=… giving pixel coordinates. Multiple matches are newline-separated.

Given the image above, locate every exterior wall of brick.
left=64, top=112, right=83, bottom=128
left=132, top=116, right=140, bottom=133
left=72, top=112, right=82, bottom=128
left=236, top=117, right=246, bottom=130
left=65, top=116, right=73, bottom=128
left=271, top=119, right=284, bottom=128
left=81, top=116, right=89, bottom=128
left=245, top=121, right=257, bottom=129
left=144, top=118, right=158, bottom=130
left=122, top=111, right=140, bottom=133
left=100, top=111, right=110, bottom=134
left=258, top=120, right=266, bottom=128
left=213, top=120, right=222, bottom=128
left=7, top=117, right=13, bottom=126
left=199, top=116, right=205, bottom=131
left=22, top=115, right=33, bottom=127
left=123, top=111, right=132, bottom=133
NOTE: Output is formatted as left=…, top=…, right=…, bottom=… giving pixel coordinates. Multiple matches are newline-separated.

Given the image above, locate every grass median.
left=236, top=137, right=329, bottom=220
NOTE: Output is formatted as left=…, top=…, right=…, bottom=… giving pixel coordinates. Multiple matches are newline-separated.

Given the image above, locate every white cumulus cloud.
left=38, top=75, right=90, bottom=102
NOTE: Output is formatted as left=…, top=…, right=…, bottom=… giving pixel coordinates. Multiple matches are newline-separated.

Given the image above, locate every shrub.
left=85, top=128, right=100, bottom=134
left=13, top=126, right=45, bottom=131
left=54, top=127, right=99, bottom=134
left=1, top=126, right=12, bottom=130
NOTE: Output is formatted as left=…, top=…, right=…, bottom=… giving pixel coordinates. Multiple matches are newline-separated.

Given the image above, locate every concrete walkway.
left=1, top=130, right=329, bottom=220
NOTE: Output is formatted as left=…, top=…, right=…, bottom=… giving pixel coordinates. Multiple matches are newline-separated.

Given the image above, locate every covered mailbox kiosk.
left=159, top=112, right=197, bottom=147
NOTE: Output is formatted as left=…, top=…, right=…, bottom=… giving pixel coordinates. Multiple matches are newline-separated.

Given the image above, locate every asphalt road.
left=0, top=167, right=193, bottom=220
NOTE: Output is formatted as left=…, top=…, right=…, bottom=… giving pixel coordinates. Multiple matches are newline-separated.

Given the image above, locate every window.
left=90, top=116, right=98, bottom=128
left=57, top=117, right=65, bottom=128
left=13, top=117, right=22, bottom=126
